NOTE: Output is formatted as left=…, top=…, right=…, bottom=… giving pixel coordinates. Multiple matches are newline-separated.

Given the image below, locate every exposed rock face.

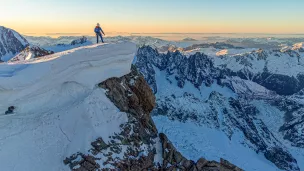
left=64, top=153, right=101, bottom=171
left=64, top=67, right=159, bottom=170
left=99, top=65, right=158, bottom=142
left=64, top=66, right=242, bottom=171
left=159, top=133, right=243, bottom=171
left=278, top=99, right=304, bottom=148
left=30, top=46, right=54, bottom=58
left=265, top=147, right=299, bottom=171
left=0, top=26, right=29, bottom=61
left=136, top=46, right=220, bottom=93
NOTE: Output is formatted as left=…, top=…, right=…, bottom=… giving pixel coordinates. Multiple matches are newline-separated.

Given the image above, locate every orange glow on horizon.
left=4, top=21, right=304, bottom=38
left=1, top=0, right=304, bottom=37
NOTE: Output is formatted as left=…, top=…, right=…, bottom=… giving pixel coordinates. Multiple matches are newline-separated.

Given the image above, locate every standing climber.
left=94, top=23, right=105, bottom=43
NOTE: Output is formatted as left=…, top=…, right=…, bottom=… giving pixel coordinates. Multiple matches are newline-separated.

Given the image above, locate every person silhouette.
left=94, top=23, right=105, bottom=43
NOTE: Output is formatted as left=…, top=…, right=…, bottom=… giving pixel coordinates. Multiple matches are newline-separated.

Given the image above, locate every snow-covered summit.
left=0, top=26, right=29, bottom=61
left=0, top=42, right=136, bottom=170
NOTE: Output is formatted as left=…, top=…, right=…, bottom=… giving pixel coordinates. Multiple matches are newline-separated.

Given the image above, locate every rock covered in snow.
left=9, top=46, right=54, bottom=62
left=136, top=46, right=219, bottom=93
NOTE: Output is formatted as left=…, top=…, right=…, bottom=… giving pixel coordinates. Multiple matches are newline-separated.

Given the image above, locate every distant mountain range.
left=135, top=44, right=304, bottom=171
left=0, top=26, right=94, bottom=62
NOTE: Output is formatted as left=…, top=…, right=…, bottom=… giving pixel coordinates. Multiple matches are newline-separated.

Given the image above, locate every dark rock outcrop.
left=278, top=101, right=304, bottom=148
left=64, top=153, right=101, bottom=171
left=265, top=147, right=299, bottom=171
left=9, top=45, right=54, bottom=62
left=159, top=133, right=243, bottom=171
left=99, top=65, right=158, bottom=139
left=71, top=36, right=88, bottom=45
left=5, top=106, right=15, bottom=115
left=30, top=46, right=54, bottom=58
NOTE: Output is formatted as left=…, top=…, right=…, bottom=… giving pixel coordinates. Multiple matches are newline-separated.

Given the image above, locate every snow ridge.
left=0, top=42, right=136, bottom=171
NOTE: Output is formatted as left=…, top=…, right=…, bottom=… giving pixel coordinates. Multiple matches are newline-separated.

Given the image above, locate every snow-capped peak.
left=0, top=26, right=29, bottom=61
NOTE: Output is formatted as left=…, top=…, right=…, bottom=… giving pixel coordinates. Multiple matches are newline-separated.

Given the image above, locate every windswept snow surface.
left=0, top=42, right=136, bottom=171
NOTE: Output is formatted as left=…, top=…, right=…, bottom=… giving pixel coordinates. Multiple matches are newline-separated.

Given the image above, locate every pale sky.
left=1, top=0, right=304, bottom=36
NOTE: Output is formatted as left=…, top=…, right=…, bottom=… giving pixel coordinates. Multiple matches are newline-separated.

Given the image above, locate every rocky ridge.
left=9, top=45, right=54, bottom=62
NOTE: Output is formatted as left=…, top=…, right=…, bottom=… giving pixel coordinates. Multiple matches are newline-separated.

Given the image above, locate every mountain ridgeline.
left=136, top=45, right=304, bottom=96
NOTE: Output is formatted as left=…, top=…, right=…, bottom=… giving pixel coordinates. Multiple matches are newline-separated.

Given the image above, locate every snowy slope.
left=154, top=116, right=281, bottom=171
left=0, top=42, right=136, bottom=171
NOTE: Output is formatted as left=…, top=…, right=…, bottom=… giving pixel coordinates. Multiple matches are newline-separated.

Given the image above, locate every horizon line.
left=22, top=32, right=304, bottom=36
